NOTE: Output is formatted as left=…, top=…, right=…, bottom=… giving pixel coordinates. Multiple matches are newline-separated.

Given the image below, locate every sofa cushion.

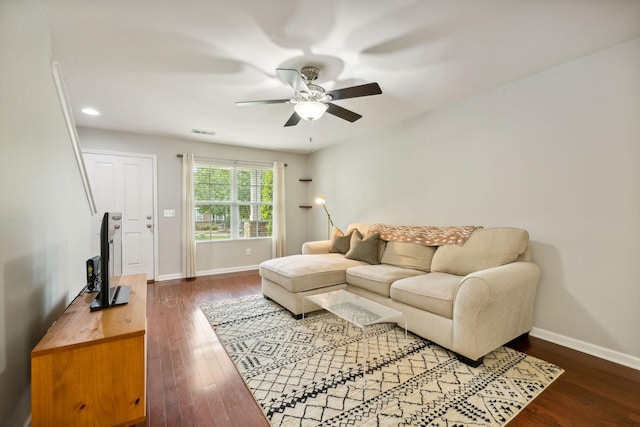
left=259, top=254, right=366, bottom=293
left=390, top=272, right=463, bottom=319
left=431, top=227, right=529, bottom=276
left=329, top=227, right=353, bottom=254
left=345, top=230, right=381, bottom=264
left=347, top=264, right=426, bottom=298
left=381, top=241, right=436, bottom=272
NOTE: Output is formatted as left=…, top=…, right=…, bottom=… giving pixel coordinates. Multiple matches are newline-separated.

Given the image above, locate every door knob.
left=147, top=224, right=152, bottom=228
left=147, top=215, right=152, bottom=220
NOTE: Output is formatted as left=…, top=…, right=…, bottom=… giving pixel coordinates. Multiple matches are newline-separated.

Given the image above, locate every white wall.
left=0, top=1, right=95, bottom=425
left=78, top=128, right=311, bottom=279
left=308, top=38, right=640, bottom=365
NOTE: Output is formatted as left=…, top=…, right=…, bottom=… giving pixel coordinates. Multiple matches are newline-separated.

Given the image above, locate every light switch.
left=164, top=209, right=176, bottom=217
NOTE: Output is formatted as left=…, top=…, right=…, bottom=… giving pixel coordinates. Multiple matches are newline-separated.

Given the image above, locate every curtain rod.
left=176, top=153, right=287, bottom=167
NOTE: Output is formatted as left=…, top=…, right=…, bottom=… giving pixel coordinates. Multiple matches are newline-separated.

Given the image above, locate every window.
left=193, top=162, right=273, bottom=241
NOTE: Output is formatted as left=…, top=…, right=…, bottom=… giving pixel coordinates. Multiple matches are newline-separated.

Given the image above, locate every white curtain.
left=182, top=153, right=197, bottom=278
left=272, top=162, right=286, bottom=258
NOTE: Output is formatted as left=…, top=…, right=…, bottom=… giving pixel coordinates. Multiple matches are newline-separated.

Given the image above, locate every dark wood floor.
left=141, top=271, right=640, bottom=426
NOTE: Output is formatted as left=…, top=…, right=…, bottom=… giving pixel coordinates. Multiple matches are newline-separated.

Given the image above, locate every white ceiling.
left=42, top=0, right=640, bottom=153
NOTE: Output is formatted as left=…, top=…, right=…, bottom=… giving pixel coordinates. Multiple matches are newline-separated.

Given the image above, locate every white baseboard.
left=156, top=265, right=259, bottom=282
left=196, top=265, right=259, bottom=277
left=5, top=387, right=32, bottom=427
left=156, top=273, right=183, bottom=281
left=530, top=327, right=640, bottom=371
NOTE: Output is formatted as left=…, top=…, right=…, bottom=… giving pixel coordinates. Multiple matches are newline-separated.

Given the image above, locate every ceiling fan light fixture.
left=294, top=101, right=328, bottom=121
left=236, top=66, right=381, bottom=127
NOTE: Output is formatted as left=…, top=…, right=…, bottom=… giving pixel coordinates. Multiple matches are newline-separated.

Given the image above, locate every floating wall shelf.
left=300, top=178, right=312, bottom=208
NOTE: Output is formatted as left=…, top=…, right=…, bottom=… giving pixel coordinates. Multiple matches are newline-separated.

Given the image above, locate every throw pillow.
left=329, top=227, right=353, bottom=254
left=345, top=230, right=381, bottom=264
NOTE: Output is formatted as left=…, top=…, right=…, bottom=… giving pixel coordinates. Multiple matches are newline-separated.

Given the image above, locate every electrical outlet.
left=245, top=248, right=251, bottom=256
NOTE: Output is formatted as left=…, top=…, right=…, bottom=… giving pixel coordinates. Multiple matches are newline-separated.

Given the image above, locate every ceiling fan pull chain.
left=309, top=121, right=315, bottom=152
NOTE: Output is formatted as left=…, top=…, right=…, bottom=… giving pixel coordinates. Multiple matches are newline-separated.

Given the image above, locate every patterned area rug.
left=201, top=295, right=563, bottom=426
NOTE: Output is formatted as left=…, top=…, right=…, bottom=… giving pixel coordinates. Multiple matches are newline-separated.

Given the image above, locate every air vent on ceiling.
left=191, top=129, right=216, bottom=136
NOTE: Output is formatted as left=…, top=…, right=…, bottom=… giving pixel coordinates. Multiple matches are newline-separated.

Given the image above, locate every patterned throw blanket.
left=368, top=224, right=482, bottom=246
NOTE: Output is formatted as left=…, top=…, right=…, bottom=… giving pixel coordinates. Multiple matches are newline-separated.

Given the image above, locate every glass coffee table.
left=302, top=289, right=407, bottom=397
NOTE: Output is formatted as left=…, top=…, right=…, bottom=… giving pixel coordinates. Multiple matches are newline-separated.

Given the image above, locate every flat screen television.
left=90, top=212, right=131, bottom=311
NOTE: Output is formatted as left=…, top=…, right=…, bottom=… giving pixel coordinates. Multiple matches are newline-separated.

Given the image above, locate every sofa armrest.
left=451, top=261, right=541, bottom=361
left=302, top=240, right=331, bottom=254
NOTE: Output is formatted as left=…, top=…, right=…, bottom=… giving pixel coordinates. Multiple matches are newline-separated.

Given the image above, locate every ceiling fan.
left=236, top=66, right=382, bottom=127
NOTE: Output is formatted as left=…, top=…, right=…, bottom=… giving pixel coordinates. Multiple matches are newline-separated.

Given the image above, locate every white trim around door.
left=82, top=149, right=159, bottom=281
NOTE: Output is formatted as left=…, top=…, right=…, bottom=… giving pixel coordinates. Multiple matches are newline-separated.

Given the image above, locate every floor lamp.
left=315, top=196, right=334, bottom=239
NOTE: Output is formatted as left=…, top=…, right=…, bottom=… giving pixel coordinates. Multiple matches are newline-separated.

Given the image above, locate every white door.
left=83, top=151, right=156, bottom=280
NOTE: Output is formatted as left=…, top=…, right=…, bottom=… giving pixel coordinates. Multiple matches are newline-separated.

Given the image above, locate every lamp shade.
left=294, top=101, right=328, bottom=121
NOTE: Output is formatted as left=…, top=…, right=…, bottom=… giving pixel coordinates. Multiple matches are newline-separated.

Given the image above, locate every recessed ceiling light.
left=81, top=107, right=100, bottom=116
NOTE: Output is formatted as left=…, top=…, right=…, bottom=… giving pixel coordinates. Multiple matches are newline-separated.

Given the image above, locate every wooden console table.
left=31, top=274, right=147, bottom=427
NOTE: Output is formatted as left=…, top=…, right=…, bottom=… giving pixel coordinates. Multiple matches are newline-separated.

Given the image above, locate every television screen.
left=90, top=212, right=130, bottom=311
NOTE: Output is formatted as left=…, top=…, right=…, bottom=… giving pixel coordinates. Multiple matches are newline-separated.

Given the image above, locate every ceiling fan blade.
left=326, top=82, right=382, bottom=100
left=326, top=103, right=362, bottom=122
left=284, top=112, right=302, bottom=127
left=276, top=68, right=310, bottom=94
left=235, top=99, right=290, bottom=106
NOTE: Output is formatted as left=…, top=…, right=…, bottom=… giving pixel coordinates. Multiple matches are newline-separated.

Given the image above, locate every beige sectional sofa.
left=259, top=224, right=540, bottom=365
